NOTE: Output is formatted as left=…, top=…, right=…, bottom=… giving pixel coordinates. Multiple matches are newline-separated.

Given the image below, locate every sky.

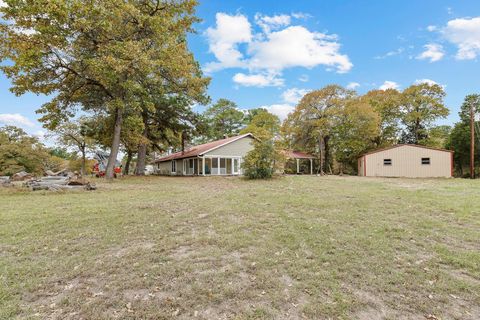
left=1, top=0, right=480, bottom=140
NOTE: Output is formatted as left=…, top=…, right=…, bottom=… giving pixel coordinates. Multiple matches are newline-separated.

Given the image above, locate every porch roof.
left=284, top=150, right=316, bottom=159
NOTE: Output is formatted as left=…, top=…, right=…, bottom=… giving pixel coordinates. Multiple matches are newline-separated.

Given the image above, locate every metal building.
left=358, top=144, right=453, bottom=178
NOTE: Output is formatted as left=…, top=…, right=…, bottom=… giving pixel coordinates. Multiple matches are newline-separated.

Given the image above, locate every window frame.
left=421, top=157, right=431, bottom=165
left=171, top=160, right=176, bottom=173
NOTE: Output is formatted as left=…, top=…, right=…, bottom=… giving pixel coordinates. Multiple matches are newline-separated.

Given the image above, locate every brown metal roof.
left=360, top=144, right=454, bottom=158
left=154, top=133, right=254, bottom=162
left=284, top=150, right=316, bottom=159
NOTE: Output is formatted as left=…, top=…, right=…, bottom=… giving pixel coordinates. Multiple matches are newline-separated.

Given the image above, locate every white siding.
left=363, top=145, right=452, bottom=178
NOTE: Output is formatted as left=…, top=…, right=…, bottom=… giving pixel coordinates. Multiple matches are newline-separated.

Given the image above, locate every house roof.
left=284, top=150, right=316, bottom=159
left=360, top=144, right=454, bottom=158
left=154, top=133, right=254, bottom=163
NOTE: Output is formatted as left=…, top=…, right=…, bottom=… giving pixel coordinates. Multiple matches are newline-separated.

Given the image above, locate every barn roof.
left=360, top=144, right=454, bottom=158
left=154, top=133, right=254, bottom=163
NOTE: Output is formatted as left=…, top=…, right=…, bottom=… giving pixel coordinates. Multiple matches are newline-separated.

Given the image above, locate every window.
left=421, top=157, right=431, bottom=165
left=171, top=160, right=176, bottom=172
left=383, top=159, right=392, bottom=166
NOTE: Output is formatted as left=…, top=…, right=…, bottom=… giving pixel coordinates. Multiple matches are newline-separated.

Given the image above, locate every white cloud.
left=298, top=74, right=309, bottom=82
left=416, top=43, right=444, bottom=62
left=281, top=88, right=310, bottom=104
left=233, top=72, right=284, bottom=87
left=254, top=14, right=291, bottom=33
left=426, top=25, right=437, bottom=32
left=204, top=13, right=252, bottom=72
left=291, top=12, right=312, bottom=20
left=414, top=79, right=446, bottom=89
left=204, top=13, right=352, bottom=80
left=442, top=17, right=480, bottom=60
left=346, top=82, right=360, bottom=90
left=379, top=81, right=400, bottom=91
left=262, top=104, right=295, bottom=121
left=0, top=113, right=35, bottom=127
left=375, top=47, right=404, bottom=59
left=0, top=0, right=6, bottom=8
left=248, top=26, right=352, bottom=73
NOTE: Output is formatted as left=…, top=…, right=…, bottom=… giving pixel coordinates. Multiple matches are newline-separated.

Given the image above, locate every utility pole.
left=471, top=101, right=475, bottom=179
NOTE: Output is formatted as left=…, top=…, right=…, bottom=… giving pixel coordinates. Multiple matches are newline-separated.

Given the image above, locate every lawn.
left=0, top=175, right=479, bottom=319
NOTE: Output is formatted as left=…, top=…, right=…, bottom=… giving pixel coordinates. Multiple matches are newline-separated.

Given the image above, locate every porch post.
left=217, top=157, right=220, bottom=175
left=310, top=159, right=313, bottom=175
left=202, top=157, right=205, bottom=176
left=296, top=159, right=300, bottom=174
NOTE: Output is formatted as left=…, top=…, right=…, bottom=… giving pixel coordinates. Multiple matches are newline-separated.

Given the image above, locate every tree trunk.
left=324, top=135, right=331, bottom=174
left=105, top=107, right=123, bottom=179
left=318, top=135, right=325, bottom=175
left=80, top=145, right=86, bottom=178
left=124, top=150, right=133, bottom=175
left=135, top=114, right=149, bottom=176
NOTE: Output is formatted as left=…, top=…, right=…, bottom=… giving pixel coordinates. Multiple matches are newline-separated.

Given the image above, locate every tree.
left=446, top=94, right=480, bottom=176
left=282, top=85, right=354, bottom=174
left=424, top=125, right=451, bottom=149
left=49, top=118, right=95, bottom=177
left=331, top=99, right=380, bottom=173
left=242, top=140, right=283, bottom=179
left=399, top=83, right=449, bottom=144
left=240, top=110, right=280, bottom=140
left=0, top=126, right=52, bottom=176
left=203, top=99, right=245, bottom=140
left=0, top=0, right=209, bottom=179
left=361, top=89, right=402, bottom=147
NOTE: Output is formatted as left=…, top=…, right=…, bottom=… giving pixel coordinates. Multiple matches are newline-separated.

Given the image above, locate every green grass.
left=0, top=176, right=479, bottom=319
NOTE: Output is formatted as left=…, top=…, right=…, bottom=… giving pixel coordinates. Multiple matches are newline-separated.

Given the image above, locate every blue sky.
left=1, top=0, right=479, bottom=139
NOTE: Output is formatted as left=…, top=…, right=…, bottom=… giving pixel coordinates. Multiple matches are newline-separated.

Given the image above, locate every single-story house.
left=154, top=133, right=255, bottom=176
left=358, top=144, right=454, bottom=178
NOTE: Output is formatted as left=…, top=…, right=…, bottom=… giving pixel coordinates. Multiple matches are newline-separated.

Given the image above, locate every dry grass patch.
left=0, top=175, right=479, bottom=319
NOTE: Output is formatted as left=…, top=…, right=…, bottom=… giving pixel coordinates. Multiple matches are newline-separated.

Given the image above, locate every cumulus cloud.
left=346, top=82, right=360, bottom=90
left=379, top=81, right=400, bottom=91
left=375, top=47, right=404, bottom=59
left=254, top=14, right=291, bottom=33
left=414, top=79, right=445, bottom=88
left=204, top=13, right=252, bottom=72
left=0, top=113, right=35, bottom=127
left=426, top=25, right=437, bottom=32
left=442, top=17, right=480, bottom=60
left=204, top=12, right=352, bottom=86
left=262, top=104, right=295, bottom=121
left=233, top=72, right=284, bottom=87
left=417, top=43, right=444, bottom=62
left=281, top=88, right=310, bottom=104
left=248, top=26, right=352, bottom=73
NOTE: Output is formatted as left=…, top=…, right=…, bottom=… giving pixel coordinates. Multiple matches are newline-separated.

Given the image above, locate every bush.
left=242, top=140, right=279, bottom=179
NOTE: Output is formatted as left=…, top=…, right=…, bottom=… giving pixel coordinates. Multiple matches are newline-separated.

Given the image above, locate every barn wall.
left=364, top=146, right=452, bottom=178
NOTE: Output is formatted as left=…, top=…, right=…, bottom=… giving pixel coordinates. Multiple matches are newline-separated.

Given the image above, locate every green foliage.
left=0, top=126, right=51, bottom=176
left=446, top=94, right=480, bottom=176
left=331, top=99, right=380, bottom=171
left=0, top=0, right=209, bottom=178
left=399, top=83, right=449, bottom=144
left=242, top=140, right=281, bottom=179
left=203, top=99, right=245, bottom=140
left=361, top=89, right=402, bottom=147
left=424, top=125, right=451, bottom=149
left=241, top=109, right=280, bottom=140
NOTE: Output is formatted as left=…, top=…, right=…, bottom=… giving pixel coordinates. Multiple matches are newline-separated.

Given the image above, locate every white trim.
left=199, top=133, right=254, bottom=156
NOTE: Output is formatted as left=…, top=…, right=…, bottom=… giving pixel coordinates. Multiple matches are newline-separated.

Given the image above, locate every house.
left=154, top=133, right=255, bottom=176
left=358, top=144, right=454, bottom=178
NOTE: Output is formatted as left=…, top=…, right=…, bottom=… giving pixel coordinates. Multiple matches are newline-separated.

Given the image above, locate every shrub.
left=242, top=140, right=281, bottom=179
